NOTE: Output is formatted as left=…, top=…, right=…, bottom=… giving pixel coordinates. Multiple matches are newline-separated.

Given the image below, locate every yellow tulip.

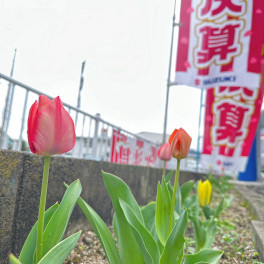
left=198, top=179, right=212, bottom=207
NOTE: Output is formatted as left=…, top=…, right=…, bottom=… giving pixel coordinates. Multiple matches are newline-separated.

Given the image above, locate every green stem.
left=201, top=206, right=205, bottom=223
left=168, top=159, right=181, bottom=234
left=162, top=161, right=166, bottom=177
left=36, top=156, right=50, bottom=262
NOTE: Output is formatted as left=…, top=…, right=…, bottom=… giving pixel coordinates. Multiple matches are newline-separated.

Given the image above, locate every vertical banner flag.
left=176, top=0, right=264, bottom=172
left=110, top=129, right=158, bottom=167
left=201, top=83, right=264, bottom=172
left=176, top=0, right=264, bottom=89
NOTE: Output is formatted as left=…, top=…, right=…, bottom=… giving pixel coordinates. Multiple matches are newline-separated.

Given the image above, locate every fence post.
left=18, top=90, right=29, bottom=151
left=91, top=113, right=100, bottom=160
left=79, top=115, right=86, bottom=158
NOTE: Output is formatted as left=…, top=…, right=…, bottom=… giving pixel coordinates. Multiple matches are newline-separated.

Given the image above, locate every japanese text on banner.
left=175, top=0, right=264, bottom=89
left=110, top=130, right=158, bottom=167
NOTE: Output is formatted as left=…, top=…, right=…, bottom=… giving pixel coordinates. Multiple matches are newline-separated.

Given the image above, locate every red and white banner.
left=110, top=130, right=158, bottom=167
left=176, top=0, right=264, bottom=89
left=201, top=82, right=264, bottom=172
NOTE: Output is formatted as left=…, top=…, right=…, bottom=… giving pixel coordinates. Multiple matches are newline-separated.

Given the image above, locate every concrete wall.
left=0, top=150, right=205, bottom=264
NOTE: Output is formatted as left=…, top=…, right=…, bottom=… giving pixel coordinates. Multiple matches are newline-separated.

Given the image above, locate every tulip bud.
left=158, top=142, right=172, bottom=161
left=168, top=128, right=192, bottom=159
left=198, top=179, right=212, bottom=207
left=27, top=95, right=76, bottom=156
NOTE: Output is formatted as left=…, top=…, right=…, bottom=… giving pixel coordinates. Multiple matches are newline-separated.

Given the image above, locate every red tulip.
left=28, top=95, right=76, bottom=156
left=168, top=128, right=192, bottom=159
left=158, top=142, right=172, bottom=161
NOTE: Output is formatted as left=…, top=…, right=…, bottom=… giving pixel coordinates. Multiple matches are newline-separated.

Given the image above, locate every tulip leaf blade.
left=141, top=201, right=156, bottom=234
left=102, top=171, right=145, bottom=264
left=156, top=176, right=171, bottom=245
left=9, top=254, right=22, bottom=264
left=180, top=180, right=194, bottom=204
left=119, top=198, right=160, bottom=264
left=102, top=171, right=144, bottom=222
left=77, top=196, right=121, bottom=264
left=182, top=195, right=196, bottom=210
left=203, top=219, right=217, bottom=250
left=183, top=248, right=223, bottom=264
left=19, top=203, right=59, bottom=264
left=159, top=210, right=188, bottom=264
left=141, top=201, right=162, bottom=250
left=203, top=205, right=215, bottom=220
left=189, top=215, right=206, bottom=252
left=214, top=196, right=228, bottom=218
left=42, top=179, right=82, bottom=256
left=38, top=231, right=81, bottom=264
left=164, top=171, right=173, bottom=183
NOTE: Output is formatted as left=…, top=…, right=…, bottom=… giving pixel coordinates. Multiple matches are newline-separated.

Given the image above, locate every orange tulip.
left=168, top=128, right=192, bottom=159
left=158, top=142, right=172, bottom=161
left=27, top=95, right=76, bottom=156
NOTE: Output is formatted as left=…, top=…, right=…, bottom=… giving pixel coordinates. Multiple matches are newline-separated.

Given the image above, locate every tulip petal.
left=31, top=96, right=76, bottom=155
left=38, top=95, right=52, bottom=112
left=158, top=143, right=172, bottom=161
left=206, top=180, right=212, bottom=205
left=171, top=128, right=192, bottom=159
left=168, top=129, right=178, bottom=144
left=27, top=100, right=39, bottom=154
left=198, top=180, right=212, bottom=207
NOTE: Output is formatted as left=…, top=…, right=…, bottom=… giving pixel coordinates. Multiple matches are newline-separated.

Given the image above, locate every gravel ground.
left=213, top=190, right=262, bottom=264
left=64, top=189, right=263, bottom=264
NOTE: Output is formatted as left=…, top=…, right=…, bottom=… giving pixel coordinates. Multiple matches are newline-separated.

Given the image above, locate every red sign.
left=110, top=130, right=158, bottom=167
left=175, top=0, right=264, bottom=89
left=201, top=83, right=264, bottom=172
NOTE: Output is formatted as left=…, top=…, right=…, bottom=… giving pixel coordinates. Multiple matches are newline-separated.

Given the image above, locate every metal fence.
left=0, top=72, right=160, bottom=163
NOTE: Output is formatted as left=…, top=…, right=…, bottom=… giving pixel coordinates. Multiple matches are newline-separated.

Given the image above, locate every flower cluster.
left=158, top=128, right=192, bottom=162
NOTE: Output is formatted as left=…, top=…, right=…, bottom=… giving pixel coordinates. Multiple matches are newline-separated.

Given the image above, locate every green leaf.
left=224, top=194, right=234, bottom=209
left=181, top=181, right=194, bottom=204
left=183, top=195, right=196, bottom=210
left=155, top=177, right=171, bottom=245
left=42, top=179, right=82, bottom=256
left=9, top=254, right=22, bottom=264
left=19, top=203, right=59, bottom=263
left=165, top=171, right=173, bottom=183
left=112, top=213, right=118, bottom=240
left=203, top=206, right=215, bottom=220
left=190, top=182, right=200, bottom=218
left=166, top=181, right=173, bottom=198
left=38, top=231, right=81, bottom=264
left=102, top=171, right=145, bottom=264
left=77, top=196, right=121, bottom=264
left=213, top=198, right=225, bottom=218
left=119, top=199, right=160, bottom=264
left=160, top=210, right=188, bottom=264
left=141, top=202, right=163, bottom=252
left=102, top=171, right=144, bottom=222
left=189, top=215, right=206, bottom=252
left=175, top=181, right=182, bottom=214
left=141, top=201, right=156, bottom=234
left=203, top=220, right=217, bottom=249
left=183, top=249, right=223, bottom=264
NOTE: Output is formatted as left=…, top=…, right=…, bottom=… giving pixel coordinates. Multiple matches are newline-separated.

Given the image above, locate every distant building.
left=136, top=131, right=170, bottom=145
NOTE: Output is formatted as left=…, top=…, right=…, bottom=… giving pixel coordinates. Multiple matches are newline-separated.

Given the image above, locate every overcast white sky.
left=0, top=0, right=202, bottom=150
